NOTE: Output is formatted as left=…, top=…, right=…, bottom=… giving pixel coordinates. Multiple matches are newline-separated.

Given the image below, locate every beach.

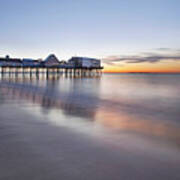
left=0, top=73, right=180, bottom=180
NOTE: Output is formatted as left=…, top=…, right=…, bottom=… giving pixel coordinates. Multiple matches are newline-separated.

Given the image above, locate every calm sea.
left=0, top=73, right=180, bottom=180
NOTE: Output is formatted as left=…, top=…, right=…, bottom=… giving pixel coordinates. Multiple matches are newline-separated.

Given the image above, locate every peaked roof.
left=44, top=54, right=59, bottom=62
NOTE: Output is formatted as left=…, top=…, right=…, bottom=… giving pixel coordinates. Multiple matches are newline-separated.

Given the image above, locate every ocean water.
left=0, top=73, right=180, bottom=180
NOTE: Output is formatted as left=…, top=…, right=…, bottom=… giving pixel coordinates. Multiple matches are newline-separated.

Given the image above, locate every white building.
left=68, top=57, right=101, bottom=68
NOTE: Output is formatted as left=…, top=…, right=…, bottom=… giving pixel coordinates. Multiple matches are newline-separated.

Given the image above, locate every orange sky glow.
left=102, top=61, right=180, bottom=73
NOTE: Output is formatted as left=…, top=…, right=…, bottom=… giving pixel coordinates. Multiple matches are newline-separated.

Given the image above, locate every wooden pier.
left=0, top=65, right=103, bottom=76
left=0, top=54, right=103, bottom=77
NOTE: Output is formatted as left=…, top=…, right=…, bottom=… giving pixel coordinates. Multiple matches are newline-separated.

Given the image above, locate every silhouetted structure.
left=42, top=54, right=60, bottom=67
left=0, top=55, right=21, bottom=67
left=22, top=59, right=41, bottom=67
left=0, top=54, right=103, bottom=76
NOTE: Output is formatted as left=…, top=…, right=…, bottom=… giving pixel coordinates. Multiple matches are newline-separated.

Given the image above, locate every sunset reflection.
left=95, top=108, right=180, bottom=144
left=1, top=74, right=180, bottom=149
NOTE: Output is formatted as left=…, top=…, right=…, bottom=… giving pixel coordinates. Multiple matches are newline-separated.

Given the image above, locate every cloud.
left=155, top=48, right=172, bottom=51
left=104, top=61, right=124, bottom=66
left=102, top=48, right=180, bottom=65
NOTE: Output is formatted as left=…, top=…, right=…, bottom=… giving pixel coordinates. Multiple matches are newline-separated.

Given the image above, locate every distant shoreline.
left=103, top=72, right=180, bottom=75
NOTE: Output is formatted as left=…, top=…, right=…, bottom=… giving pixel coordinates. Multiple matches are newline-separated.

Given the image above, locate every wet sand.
left=1, top=104, right=180, bottom=180
left=1, top=74, right=180, bottom=180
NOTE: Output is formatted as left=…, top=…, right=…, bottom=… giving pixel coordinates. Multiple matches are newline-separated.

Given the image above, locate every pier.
left=0, top=54, right=103, bottom=76
left=0, top=66, right=103, bottom=76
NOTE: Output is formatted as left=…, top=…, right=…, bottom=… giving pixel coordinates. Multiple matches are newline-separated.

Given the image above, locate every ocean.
left=0, top=73, right=180, bottom=180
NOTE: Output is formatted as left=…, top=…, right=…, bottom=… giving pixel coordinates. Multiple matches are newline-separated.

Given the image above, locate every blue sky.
left=0, top=0, right=180, bottom=61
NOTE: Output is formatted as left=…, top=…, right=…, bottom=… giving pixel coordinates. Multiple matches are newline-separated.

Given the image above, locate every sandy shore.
left=1, top=103, right=180, bottom=180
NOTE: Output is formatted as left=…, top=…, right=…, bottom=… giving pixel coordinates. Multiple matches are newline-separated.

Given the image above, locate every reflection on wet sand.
left=95, top=109, right=180, bottom=147
left=0, top=73, right=101, bottom=120
left=1, top=74, right=180, bottom=150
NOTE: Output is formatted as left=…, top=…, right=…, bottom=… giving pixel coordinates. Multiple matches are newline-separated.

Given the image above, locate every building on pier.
left=0, top=55, right=22, bottom=67
left=0, top=54, right=103, bottom=75
left=42, top=54, right=60, bottom=67
left=68, top=57, right=101, bottom=68
left=22, top=58, right=42, bottom=67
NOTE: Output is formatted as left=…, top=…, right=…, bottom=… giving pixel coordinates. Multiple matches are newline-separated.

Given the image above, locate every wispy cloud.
left=102, top=48, right=180, bottom=65
left=155, top=48, right=173, bottom=51
left=104, top=61, right=124, bottom=67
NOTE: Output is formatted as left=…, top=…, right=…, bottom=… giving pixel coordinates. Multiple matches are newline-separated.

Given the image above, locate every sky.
left=0, top=0, right=180, bottom=73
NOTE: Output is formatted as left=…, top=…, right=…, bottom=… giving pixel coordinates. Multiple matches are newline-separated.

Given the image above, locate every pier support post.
left=65, top=69, right=68, bottom=75
left=1, top=67, right=4, bottom=74
left=36, top=68, right=39, bottom=74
